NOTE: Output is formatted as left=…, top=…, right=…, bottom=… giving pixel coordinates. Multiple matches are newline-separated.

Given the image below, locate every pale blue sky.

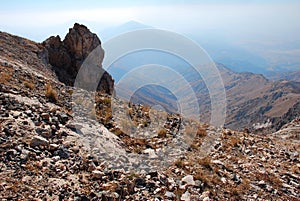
left=1, top=1, right=300, bottom=72
left=1, top=0, right=299, bottom=42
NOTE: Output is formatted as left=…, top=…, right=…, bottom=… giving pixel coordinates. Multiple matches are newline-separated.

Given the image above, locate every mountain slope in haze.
left=175, top=63, right=300, bottom=131
left=218, top=64, right=300, bottom=131
left=110, top=50, right=300, bottom=132
left=265, top=70, right=300, bottom=82
left=194, top=35, right=269, bottom=74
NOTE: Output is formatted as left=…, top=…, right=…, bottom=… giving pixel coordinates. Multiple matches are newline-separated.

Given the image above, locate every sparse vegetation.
left=229, top=136, right=240, bottom=148
left=198, top=156, right=212, bottom=170
left=190, top=142, right=199, bottom=150
left=158, top=128, right=167, bottom=138
left=197, top=127, right=207, bottom=137
left=223, top=178, right=251, bottom=199
left=67, top=89, right=74, bottom=95
left=0, top=66, right=13, bottom=84
left=23, top=81, right=35, bottom=90
left=45, top=83, right=58, bottom=103
left=103, top=97, right=111, bottom=105
left=111, top=128, right=124, bottom=136
left=174, top=158, right=184, bottom=168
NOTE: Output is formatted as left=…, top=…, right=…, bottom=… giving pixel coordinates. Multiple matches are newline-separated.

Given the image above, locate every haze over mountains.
left=100, top=20, right=300, bottom=76
left=94, top=21, right=300, bottom=132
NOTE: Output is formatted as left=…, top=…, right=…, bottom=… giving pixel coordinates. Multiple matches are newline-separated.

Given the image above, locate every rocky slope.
left=218, top=64, right=300, bottom=132
left=0, top=25, right=299, bottom=200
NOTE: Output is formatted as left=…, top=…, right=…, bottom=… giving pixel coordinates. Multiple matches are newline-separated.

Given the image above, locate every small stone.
left=148, top=171, right=158, bottom=178
left=51, top=124, right=57, bottom=131
left=49, top=143, right=59, bottom=150
left=70, top=146, right=79, bottom=154
left=58, top=112, right=70, bottom=124
left=6, top=149, right=18, bottom=160
left=181, top=191, right=190, bottom=201
left=179, top=184, right=187, bottom=190
left=200, top=191, right=210, bottom=200
left=92, top=170, right=103, bottom=179
left=135, top=177, right=146, bottom=188
left=25, top=110, right=32, bottom=116
left=87, top=162, right=96, bottom=172
left=36, top=127, right=51, bottom=138
left=165, top=191, right=175, bottom=198
left=212, top=160, right=224, bottom=166
left=203, top=197, right=210, bottom=201
left=20, top=149, right=30, bottom=160
left=41, top=112, right=50, bottom=120
left=167, top=178, right=176, bottom=190
left=266, top=184, right=273, bottom=192
left=153, top=187, right=161, bottom=194
left=34, top=121, right=43, bottom=126
left=143, top=148, right=157, bottom=158
left=182, top=175, right=195, bottom=186
left=51, top=116, right=59, bottom=124
left=11, top=111, right=21, bottom=118
left=194, top=180, right=202, bottom=188
left=54, top=147, right=69, bottom=159
left=30, top=135, right=49, bottom=147
left=221, top=177, right=227, bottom=184
left=52, top=156, right=60, bottom=162
left=245, top=149, right=251, bottom=154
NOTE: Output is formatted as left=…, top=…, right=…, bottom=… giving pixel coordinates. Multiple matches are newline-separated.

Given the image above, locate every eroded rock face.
left=43, top=23, right=114, bottom=94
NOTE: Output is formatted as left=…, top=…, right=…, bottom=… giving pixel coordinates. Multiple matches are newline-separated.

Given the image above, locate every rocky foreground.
left=0, top=24, right=300, bottom=200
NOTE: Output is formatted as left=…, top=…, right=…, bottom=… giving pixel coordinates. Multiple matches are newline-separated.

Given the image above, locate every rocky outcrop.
left=43, top=23, right=114, bottom=94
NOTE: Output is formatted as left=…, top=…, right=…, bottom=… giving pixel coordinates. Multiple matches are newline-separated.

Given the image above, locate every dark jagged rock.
left=43, top=23, right=114, bottom=94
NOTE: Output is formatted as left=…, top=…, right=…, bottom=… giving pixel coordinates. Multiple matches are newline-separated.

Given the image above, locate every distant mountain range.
left=99, top=21, right=152, bottom=41
left=109, top=52, right=300, bottom=131
left=101, top=21, right=300, bottom=76
left=265, top=70, right=300, bottom=82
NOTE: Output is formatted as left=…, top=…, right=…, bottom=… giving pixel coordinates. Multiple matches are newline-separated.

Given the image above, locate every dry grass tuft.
left=23, top=81, right=35, bottom=90
left=197, top=127, right=207, bottom=137
left=111, top=128, right=124, bottom=136
left=103, top=97, right=111, bottom=105
left=0, top=67, right=13, bottom=84
left=174, top=159, right=184, bottom=168
left=45, top=83, right=58, bottom=103
left=158, top=128, right=167, bottom=138
left=198, top=156, right=212, bottom=170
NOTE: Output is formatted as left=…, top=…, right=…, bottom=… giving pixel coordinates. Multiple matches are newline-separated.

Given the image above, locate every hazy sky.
left=1, top=0, right=299, bottom=42
left=1, top=1, right=299, bottom=72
